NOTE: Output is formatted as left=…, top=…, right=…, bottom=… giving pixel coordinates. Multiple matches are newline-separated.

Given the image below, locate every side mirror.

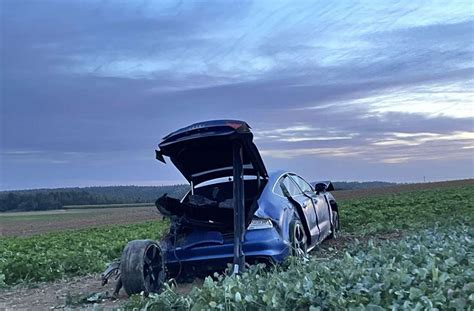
left=314, top=183, right=327, bottom=193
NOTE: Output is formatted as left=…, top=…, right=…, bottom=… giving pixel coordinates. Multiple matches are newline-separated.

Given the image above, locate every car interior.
left=156, top=178, right=267, bottom=230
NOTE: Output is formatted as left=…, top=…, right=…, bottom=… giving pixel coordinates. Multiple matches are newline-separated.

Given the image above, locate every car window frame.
left=289, top=174, right=314, bottom=194
left=272, top=173, right=304, bottom=197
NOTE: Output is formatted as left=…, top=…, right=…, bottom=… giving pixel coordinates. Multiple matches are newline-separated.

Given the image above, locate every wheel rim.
left=143, top=244, right=163, bottom=292
left=293, top=222, right=307, bottom=257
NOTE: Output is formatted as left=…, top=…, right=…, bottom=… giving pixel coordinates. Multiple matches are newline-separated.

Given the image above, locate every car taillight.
left=248, top=218, right=273, bottom=230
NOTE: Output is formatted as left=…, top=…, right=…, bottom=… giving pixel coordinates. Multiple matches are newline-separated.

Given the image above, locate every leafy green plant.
left=340, top=185, right=473, bottom=234
left=127, top=225, right=473, bottom=310
left=1, top=183, right=473, bottom=310
left=0, top=273, right=6, bottom=288
left=124, top=185, right=473, bottom=310
left=0, top=221, right=168, bottom=285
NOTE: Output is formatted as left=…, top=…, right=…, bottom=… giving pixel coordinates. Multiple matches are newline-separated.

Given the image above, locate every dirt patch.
left=0, top=274, right=122, bottom=310
left=0, top=273, right=202, bottom=311
left=0, top=206, right=161, bottom=237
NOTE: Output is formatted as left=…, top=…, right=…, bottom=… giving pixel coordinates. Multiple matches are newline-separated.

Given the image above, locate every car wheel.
left=289, top=215, right=308, bottom=257
left=120, top=240, right=166, bottom=296
left=329, top=210, right=340, bottom=239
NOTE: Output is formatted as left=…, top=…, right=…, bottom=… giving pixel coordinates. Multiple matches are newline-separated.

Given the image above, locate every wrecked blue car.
left=104, top=120, right=340, bottom=296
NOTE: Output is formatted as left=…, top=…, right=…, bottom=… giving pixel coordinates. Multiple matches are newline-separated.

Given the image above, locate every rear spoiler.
left=314, top=181, right=334, bottom=192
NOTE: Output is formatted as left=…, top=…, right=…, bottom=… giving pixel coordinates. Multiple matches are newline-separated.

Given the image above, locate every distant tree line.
left=331, top=181, right=396, bottom=191
left=0, top=185, right=188, bottom=212
left=0, top=181, right=398, bottom=212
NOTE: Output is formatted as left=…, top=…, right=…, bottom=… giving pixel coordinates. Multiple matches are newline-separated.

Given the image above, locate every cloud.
left=1, top=0, right=473, bottom=189
left=260, top=129, right=473, bottom=164
left=278, top=136, right=353, bottom=142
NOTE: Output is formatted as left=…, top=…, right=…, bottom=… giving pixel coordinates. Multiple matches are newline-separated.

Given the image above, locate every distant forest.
left=0, top=185, right=188, bottom=212
left=0, top=181, right=396, bottom=212
left=331, top=181, right=396, bottom=190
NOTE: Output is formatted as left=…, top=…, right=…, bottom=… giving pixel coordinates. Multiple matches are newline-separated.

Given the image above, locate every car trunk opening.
left=156, top=120, right=268, bottom=273
left=156, top=178, right=267, bottom=231
left=155, top=120, right=268, bottom=229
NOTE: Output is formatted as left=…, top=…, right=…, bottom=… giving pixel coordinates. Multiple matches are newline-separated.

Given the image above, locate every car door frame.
left=274, top=173, right=322, bottom=249
left=288, top=174, right=332, bottom=242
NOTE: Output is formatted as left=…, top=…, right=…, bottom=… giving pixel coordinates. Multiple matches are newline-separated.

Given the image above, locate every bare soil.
left=0, top=206, right=161, bottom=237
left=0, top=273, right=202, bottom=310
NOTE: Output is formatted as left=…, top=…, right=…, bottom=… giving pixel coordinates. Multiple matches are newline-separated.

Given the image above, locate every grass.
left=63, top=203, right=155, bottom=209
left=0, top=204, right=155, bottom=223
left=0, top=213, right=85, bottom=223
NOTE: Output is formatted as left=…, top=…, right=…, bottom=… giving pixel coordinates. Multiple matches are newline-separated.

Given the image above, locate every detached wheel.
left=120, top=240, right=166, bottom=296
left=328, top=210, right=340, bottom=239
left=289, top=215, right=308, bottom=257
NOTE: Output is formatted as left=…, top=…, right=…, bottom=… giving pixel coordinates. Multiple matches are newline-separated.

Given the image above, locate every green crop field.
left=129, top=226, right=472, bottom=310
left=0, top=183, right=472, bottom=309
left=124, top=184, right=473, bottom=310
left=0, top=221, right=168, bottom=286
left=339, top=185, right=473, bottom=234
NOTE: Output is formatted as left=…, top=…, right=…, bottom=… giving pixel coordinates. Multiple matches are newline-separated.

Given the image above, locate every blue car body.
left=155, top=120, right=339, bottom=274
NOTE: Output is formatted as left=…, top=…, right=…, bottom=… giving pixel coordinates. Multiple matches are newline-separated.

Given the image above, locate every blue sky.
left=1, top=0, right=473, bottom=190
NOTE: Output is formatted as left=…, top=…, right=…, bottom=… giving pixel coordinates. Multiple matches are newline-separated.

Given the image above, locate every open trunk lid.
left=155, top=120, right=268, bottom=229
left=156, top=120, right=268, bottom=185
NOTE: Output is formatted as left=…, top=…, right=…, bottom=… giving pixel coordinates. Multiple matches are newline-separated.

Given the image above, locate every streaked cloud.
left=1, top=0, right=473, bottom=189
left=278, top=136, right=354, bottom=142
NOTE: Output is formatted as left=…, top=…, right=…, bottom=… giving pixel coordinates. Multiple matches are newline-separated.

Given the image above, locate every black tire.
left=289, top=214, right=308, bottom=257
left=328, top=210, right=340, bottom=239
left=120, top=240, right=166, bottom=296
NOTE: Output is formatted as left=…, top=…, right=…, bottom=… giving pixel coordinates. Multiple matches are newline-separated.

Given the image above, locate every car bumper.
left=164, top=227, right=290, bottom=270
